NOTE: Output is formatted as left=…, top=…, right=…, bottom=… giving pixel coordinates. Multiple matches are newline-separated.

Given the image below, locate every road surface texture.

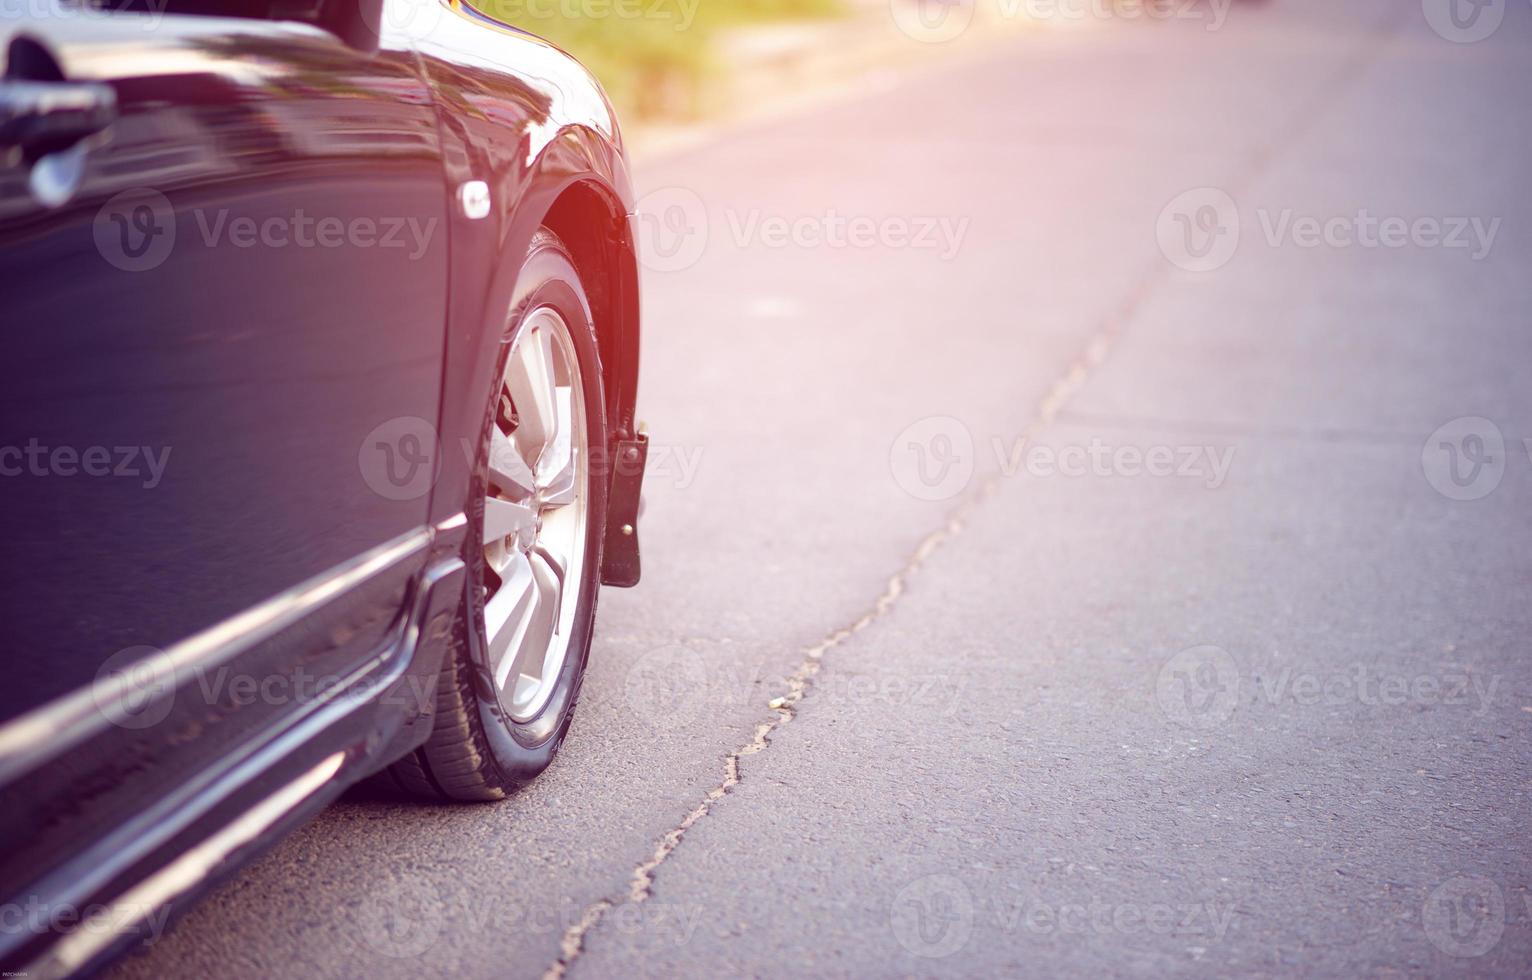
left=113, top=1, right=1531, bottom=976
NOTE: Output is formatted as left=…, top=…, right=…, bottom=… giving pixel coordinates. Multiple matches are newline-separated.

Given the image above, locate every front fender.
left=409, top=4, right=639, bottom=538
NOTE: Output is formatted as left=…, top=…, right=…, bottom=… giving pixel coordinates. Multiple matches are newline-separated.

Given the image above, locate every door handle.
left=0, top=80, right=118, bottom=158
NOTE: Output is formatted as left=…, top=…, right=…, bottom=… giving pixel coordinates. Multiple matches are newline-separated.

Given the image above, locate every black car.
left=0, top=0, right=644, bottom=973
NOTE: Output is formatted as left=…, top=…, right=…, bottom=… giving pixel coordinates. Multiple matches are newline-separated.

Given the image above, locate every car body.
left=0, top=0, right=643, bottom=973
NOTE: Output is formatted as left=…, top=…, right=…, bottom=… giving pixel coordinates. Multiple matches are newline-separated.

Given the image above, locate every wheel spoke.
left=487, top=425, right=537, bottom=500
left=482, top=496, right=538, bottom=546
left=485, top=552, right=537, bottom=680
left=537, top=505, right=577, bottom=572
left=484, top=537, right=515, bottom=577
left=535, top=387, right=576, bottom=495
left=530, top=544, right=567, bottom=634
left=507, top=324, right=559, bottom=469
left=499, top=553, right=562, bottom=705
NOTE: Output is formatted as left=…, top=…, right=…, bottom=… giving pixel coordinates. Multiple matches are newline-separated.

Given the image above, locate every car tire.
left=385, top=227, right=607, bottom=801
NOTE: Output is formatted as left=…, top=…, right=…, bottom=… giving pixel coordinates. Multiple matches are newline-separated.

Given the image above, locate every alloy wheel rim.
left=481, top=306, right=589, bottom=723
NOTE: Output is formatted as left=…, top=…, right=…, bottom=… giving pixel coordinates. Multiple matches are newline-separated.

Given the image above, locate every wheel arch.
left=426, top=121, right=640, bottom=534
left=536, top=177, right=641, bottom=440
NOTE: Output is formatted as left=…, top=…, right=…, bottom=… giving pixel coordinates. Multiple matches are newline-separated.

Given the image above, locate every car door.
left=0, top=0, right=448, bottom=922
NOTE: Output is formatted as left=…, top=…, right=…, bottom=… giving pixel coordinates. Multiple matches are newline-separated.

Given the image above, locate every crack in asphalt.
left=542, top=282, right=1146, bottom=980
left=542, top=13, right=1409, bottom=978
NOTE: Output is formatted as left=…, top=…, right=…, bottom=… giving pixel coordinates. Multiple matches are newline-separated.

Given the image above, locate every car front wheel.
left=387, top=227, right=608, bottom=800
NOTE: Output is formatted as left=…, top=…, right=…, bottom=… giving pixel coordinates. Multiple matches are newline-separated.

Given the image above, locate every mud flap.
left=600, top=432, right=647, bottom=587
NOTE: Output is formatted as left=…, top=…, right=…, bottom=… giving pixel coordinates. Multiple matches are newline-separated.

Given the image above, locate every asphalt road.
left=113, top=1, right=1532, bottom=976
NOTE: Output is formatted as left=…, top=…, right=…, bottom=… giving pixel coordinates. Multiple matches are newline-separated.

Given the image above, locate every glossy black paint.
left=411, top=0, right=641, bottom=532
left=0, top=1, right=638, bottom=972
left=0, top=10, right=445, bottom=732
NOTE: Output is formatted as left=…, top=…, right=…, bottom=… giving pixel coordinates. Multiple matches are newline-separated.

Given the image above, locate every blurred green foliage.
left=468, top=0, right=844, bottom=120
